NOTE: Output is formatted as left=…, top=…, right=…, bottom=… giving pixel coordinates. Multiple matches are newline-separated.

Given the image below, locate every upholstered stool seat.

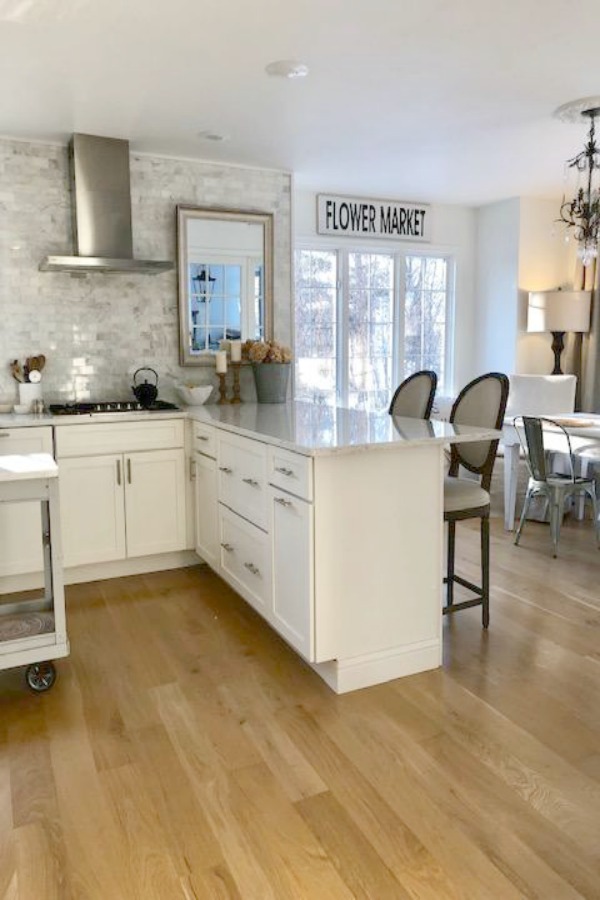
left=443, top=478, right=489, bottom=513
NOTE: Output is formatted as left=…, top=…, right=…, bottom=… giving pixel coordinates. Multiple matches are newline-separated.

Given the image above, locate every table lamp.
left=527, top=290, right=591, bottom=374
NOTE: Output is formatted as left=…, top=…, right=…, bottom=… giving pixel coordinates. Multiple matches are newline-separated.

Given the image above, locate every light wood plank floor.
left=0, top=514, right=599, bottom=899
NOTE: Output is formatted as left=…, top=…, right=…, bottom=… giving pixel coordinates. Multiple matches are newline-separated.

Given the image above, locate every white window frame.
left=294, top=239, right=456, bottom=406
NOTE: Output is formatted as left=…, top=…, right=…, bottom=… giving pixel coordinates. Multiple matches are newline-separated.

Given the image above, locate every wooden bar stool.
left=444, top=373, right=509, bottom=627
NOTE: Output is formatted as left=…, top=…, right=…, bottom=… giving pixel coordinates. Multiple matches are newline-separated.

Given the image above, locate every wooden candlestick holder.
left=230, top=362, right=242, bottom=404
left=217, top=372, right=229, bottom=404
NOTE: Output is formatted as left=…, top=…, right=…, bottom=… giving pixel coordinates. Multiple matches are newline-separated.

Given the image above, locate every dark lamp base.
left=550, top=331, right=566, bottom=375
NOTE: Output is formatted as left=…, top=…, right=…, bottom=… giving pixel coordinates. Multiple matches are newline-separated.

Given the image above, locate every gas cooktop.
left=49, top=400, right=180, bottom=416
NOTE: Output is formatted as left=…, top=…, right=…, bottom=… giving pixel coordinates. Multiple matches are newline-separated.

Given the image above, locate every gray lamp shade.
left=527, top=290, right=591, bottom=333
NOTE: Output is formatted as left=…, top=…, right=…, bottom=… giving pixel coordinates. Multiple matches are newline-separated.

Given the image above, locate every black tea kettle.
left=132, top=367, right=159, bottom=408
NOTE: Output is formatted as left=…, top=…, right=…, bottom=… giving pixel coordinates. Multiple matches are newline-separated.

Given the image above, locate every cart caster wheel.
left=25, top=662, right=56, bottom=693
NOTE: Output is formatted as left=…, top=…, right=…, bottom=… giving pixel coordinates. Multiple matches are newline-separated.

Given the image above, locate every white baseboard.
left=311, top=639, right=441, bottom=694
left=0, top=550, right=200, bottom=595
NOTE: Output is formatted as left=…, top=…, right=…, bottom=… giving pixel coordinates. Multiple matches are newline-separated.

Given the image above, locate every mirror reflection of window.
left=178, top=207, right=273, bottom=366
left=188, top=261, right=246, bottom=352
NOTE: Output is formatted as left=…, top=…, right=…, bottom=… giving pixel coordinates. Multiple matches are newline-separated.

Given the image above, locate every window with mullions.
left=295, top=247, right=453, bottom=409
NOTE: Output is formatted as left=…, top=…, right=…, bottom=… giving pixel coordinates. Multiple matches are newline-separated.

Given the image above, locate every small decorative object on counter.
left=215, top=352, right=229, bottom=404
left=131, top=367, right=159, bottom=408
left=244, top=340, right=292, bottom=403
left=10, top=355, right=46, bottom=410
left=230, top=360, right=242, bottom=404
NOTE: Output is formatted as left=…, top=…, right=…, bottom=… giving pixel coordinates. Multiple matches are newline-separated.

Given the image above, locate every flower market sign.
left=317, top=194, right=430, bottom=242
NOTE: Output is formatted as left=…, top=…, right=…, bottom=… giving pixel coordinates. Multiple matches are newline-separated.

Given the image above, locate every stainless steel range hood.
left=39, top=134, right=173, bottom=275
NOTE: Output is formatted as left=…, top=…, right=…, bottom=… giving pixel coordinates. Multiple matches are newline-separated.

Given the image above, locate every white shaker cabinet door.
left=59, top=454, right=127, bottom=567
left=194, top=452, right=219, bottom=569
left=270, top=487, right=314, bottom=661
left=124, top=449, right=186, bottom=558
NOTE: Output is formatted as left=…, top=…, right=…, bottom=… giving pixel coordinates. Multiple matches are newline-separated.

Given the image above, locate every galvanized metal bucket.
left=252, top=363, right=290, bottom=403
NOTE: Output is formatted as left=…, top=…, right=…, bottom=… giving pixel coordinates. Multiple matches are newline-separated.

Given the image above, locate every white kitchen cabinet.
left=59, top=454, right=126, bottom=567
left=0, top=426, right=53, bottom=576
left=194, top=452, right=219, bottom=568
left=59, top=449, right=186, bottom=566
left=219, top=503, right=271, bottom=616
left=56, top=421, right=186, bottom=568
left=125, top=449, right=186, bottom=558
left=270, top=486, right=314, bottom=660
left=217, top=432, right=268, bottom=530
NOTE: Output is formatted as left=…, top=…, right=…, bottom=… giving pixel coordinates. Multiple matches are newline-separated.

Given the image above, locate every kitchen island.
left=188, top=402, right=499, bottom=692
left=0, top=403, right=498, bottom=692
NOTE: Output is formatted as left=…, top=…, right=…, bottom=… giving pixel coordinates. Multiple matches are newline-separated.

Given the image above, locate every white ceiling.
left=2, top=0, right=600, bottom=205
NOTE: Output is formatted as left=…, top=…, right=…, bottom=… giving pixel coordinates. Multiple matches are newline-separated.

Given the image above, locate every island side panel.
left=313, top=443, right=443, bottom=666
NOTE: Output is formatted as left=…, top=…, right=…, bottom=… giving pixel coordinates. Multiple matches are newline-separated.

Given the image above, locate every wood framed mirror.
left=177, top=206, right=273, bottom=366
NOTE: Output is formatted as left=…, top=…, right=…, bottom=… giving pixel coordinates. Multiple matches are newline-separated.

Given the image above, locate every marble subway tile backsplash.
left=0, top=139, right=292, bottom=405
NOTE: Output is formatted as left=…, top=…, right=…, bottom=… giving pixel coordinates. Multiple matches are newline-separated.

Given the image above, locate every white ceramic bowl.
left=13, top=404, right=31, bottom=415
left=176, top=384, right=213, bottom=406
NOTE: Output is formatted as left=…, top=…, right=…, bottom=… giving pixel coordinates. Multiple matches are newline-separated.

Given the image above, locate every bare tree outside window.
left=294, top=247, right=452, bottom=408
left=404, top=256, right=448, bottom=389
left=295, top=250, right=337, bottom=404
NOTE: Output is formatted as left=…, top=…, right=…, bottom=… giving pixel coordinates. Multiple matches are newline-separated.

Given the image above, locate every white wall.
left=474, top=198, right=520, bottom=375
left=475, top=196, right=574, bottom=377
left=516, top=197, right=573, bottom=374
left=293, top=189, right=478, bottom=394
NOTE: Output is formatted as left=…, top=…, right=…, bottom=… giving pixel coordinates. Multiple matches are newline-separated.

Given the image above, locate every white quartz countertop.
left=187, top=401, right=500, bottom=457
left=0, top=403, right=500, bottom=456
left=0, top=410, right=186, bottom=428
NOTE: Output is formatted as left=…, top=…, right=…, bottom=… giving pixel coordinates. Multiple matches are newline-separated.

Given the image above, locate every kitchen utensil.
left=28, top=369, right=42, bottom=384
left=28, top=355, right=46, bottom=372
left=10, top=360, right=24, bottom=383
left=132, top=367, right=159, bottom=408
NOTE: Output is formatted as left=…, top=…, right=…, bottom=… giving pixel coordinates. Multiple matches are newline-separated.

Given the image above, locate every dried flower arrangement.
left=243, top=339, right=293, bottom=364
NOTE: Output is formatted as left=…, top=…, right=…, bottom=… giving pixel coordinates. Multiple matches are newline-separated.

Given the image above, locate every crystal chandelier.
left=558, top=105, right=600, bottom=267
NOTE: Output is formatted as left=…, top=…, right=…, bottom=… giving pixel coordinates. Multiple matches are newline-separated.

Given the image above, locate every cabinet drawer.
left=55, top=419, right=184, bottom=457
left=193, top=422, right=216, bottom=458
left=268, top=446, right=313, bottom=501
left=217, top=433, right=268, bottom=530
left=0, top=426, right=53, bottom=456
left=219, top=505, right=271, bottom=615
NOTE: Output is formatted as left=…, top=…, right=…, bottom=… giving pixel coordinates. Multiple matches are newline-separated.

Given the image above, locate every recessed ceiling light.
left=265, top=60, right=309, bottom=79
left=197, top=130, right=228, bottom=142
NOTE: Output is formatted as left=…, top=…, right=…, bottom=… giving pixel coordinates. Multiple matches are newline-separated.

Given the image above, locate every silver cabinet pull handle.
left=190, top=458, right=196, bottom=480
left=127, top=458, right=132, bottom=484
left=242, top=477, right=259, bottom=486
left=220, top=542, right=234, bottom=552
left=275, top=466, right=294, bottom=476
left=219, top=466, right=233, bottom=474
left=196, top=435, right=209, bottom=441
left=0, top=433, right=9, bottom=438
left=244, top=562, right=260, bottom=576
left=274, top=496, right=292, bottom=507
left=116, top=459, right=122, bottom=486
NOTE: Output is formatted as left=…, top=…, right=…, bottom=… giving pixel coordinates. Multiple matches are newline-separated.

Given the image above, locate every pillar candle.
left=215, top=351, right=228, bottom=374
left=230, top=340, right=242, bottom=363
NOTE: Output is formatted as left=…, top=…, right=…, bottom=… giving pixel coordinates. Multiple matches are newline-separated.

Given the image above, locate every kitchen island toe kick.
left=191, top=403, right=499, bottom=694
left=312, top=638, right=441, bottom=695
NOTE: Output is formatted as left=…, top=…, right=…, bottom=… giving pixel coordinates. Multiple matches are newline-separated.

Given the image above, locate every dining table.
left=502, top=412, right=600, bottom=530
